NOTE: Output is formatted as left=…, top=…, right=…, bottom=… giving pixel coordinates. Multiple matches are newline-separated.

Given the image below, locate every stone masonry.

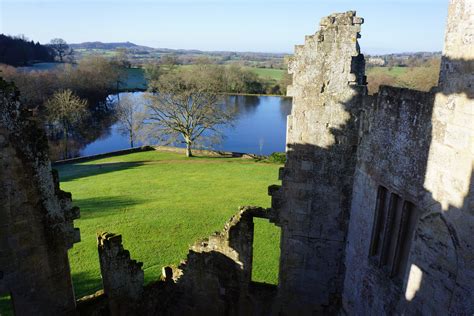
left=0, top=79, right=80, bottom=315
left=342, top=0, right=473, bottom=314
left=0, top=1, right=472, bottom=315
left=97, top=232, right=144, bottom=315
left=272, top=11, right=366, bottom=314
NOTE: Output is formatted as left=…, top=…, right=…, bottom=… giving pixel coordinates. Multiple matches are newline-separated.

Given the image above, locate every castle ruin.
left=0, top=0, right=472, bottom=315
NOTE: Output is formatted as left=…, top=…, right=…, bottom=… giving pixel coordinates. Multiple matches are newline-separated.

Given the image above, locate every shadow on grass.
left=57, top=161, right=147, bottom=182
left=74, top=196, right=146, bottom=220
left=71, top=271, right=103, bottom=299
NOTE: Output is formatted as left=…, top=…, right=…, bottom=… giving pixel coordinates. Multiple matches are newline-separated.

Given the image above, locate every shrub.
left=267, top=152, right=286, bottom=164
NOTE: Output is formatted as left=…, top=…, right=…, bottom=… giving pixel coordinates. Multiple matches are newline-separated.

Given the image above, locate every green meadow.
left=246, top=67, right=285, bottom=81
left=56, top=150, right=282, bottom=298
left=366, top=66, right=409, bottom=77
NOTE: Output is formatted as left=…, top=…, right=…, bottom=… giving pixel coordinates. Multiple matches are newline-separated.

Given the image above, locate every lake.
left=80, top=93, right=292, bottom=157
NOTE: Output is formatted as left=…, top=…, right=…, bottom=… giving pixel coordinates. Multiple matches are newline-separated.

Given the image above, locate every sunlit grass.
left=57, top=150, right=282, bottom=297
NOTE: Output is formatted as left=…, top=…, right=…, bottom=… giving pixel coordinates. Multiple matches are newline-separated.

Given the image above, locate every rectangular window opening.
left=369, top=186, right=387, bottom=258
left=391, top=201, right=418, bottom=279
left=369, top=186, right=419, bottom=281
left=251, top=218, right=281, bottom=285
left=380, top=193, right=402, bottom=268
left=0, top=292, right=15, bottom=316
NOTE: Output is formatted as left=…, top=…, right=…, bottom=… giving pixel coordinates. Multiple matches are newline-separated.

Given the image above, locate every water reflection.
left=48, top=106, right=118, bottom=160
left=49, top=93, right=292, bottom=159
left=279, top=97, right=292, bottom=117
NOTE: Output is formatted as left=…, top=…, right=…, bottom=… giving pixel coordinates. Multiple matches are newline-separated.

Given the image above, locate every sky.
left=0, top=0, right=449, bottom=54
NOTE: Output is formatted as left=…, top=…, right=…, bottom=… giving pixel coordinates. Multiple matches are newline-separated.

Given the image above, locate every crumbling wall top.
left=320, top=11, right=364, bottom=27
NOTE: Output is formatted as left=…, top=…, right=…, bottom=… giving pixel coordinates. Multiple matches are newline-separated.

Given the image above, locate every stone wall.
left=273, top=11, right=366, bottom=314
left=97, top=232, right=144, bottom=315
left=342, top=87, right=436, bottom=313
left=1, top=3, right=472, bottom=315
left=86, top=206, right=278, bottom=315
left=0, top=79, right=80, bottom=315
left=342, top=0, right=473, bottom=314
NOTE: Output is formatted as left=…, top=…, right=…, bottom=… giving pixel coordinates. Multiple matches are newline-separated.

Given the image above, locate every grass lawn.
left=246, top=67, right=285, bottom=81
left=366, top=66, right=408, bottom=77
left=57, top=150, right=282, bottom=298
left=179, top=64, right=285, bottom=82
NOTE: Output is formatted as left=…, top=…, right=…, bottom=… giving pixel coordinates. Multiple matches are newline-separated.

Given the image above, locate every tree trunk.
left=185, top=141, right=192, bottom=157
left=130, top=133, right=134, bottom=148
left=64, top=126, right=69, bottom=159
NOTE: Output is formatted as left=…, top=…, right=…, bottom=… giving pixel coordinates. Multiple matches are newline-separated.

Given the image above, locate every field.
left=56, top=150, right=282, bottom=298
left=366, top=65, right=439, bottom=93
left=246, top=67, right=285, bottom=81
left=366, top=66, right=408, bottom=77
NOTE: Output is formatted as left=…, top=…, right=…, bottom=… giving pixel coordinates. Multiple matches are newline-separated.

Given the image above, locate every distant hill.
left=70, top=41, right=155, bottom=51
left=69, top=41, right=288, bottom=57
left=69, top=41, right=288, bottom=68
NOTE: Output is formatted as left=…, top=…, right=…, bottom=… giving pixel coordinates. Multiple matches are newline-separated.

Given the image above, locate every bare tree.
left=115, top=94, right=145, bottom=148
left=144, top=55, right=178, bottom=92
left=113, top=48, right=131, bottom=68
left=45, top=89, right=87, bottom=158
left=145, top=69, right=235, bottom=157
left=143, top=61, right=162, bottom=91
left=49, top=38, right=73, bottom=63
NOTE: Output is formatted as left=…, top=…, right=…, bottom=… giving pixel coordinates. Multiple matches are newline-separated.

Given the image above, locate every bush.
left=267, top=152, right=286, bottom=164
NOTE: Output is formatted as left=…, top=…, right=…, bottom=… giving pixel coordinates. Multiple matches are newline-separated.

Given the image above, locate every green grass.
left=246, top=67, right=285, bottom=81
left=0, top=295, right=13, bottom=316
left=57, top=151, right=282, bottom=298
left=252, top=218, right=281, bottom=283
left=179, top=65, right=284, bottom=81
left=366, top=66, right=408, bottom=77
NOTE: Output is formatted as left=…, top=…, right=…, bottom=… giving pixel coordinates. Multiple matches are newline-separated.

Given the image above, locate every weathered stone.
left=273, top=10, right=367, bottom=314
left=1, top=2, right=472, bottom=315
left=0, top=78, right=80, bottom=315
left=342, top=1, right=473, bottom=315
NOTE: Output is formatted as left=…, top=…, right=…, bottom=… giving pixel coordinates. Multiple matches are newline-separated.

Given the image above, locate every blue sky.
left=0, top=0, right=449, bottom=54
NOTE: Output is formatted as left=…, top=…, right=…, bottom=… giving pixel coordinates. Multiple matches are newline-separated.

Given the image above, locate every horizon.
left=1, top=0, right=449, bottom=55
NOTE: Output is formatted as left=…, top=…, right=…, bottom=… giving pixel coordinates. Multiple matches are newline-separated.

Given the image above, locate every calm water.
left=81, top=93, right=292, bottom=157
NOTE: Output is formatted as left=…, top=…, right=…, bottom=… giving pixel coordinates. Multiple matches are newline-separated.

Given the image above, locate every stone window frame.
left=369, top=185, right=419, bottom=280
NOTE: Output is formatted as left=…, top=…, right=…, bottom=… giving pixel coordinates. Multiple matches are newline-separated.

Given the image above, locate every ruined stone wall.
left=342, top=0, right=474, bottom=314
left=97, top=232, right=144, bottom=315
left=273, top=11, right=366, bottom=313
left=0, top=79, right=80, bottom=315
left=169, top=206, right=257, bottom=315
left=87, top=206, right=277, bottom=315
left=342, top=87, right=437, bottom=313
left=2, top=4, right=472, bottom=316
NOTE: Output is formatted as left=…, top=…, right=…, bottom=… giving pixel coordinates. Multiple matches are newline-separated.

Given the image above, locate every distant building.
left=367, top=57, right=386, bottom=66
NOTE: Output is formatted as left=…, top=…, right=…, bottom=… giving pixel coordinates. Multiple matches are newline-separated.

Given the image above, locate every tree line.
left=144, top=57, right=292, bottom=96
left=0, top=35, right=77, bottom=66
left=0, top=56, right=124, bottom=159
left=0, top=34, right=55, bottom=66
